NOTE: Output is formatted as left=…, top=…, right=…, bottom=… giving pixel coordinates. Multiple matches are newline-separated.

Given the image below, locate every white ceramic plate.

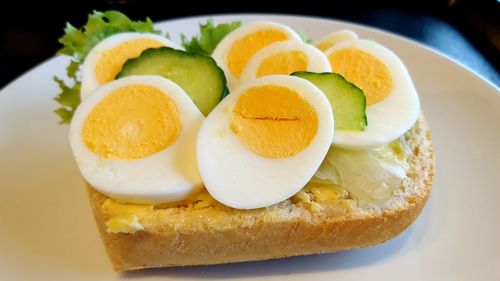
left=0, top=14, right=499, bottom=281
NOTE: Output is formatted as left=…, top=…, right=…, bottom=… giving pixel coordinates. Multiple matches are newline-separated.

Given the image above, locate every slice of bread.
left=86, top=116, right=434, bottom=271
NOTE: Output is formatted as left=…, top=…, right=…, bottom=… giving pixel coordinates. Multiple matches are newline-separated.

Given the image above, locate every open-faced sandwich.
left=54, top=11, right=434, bottom=271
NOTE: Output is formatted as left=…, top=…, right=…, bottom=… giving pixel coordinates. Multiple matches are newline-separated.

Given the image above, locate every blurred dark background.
left=0, top=0, right=498, bottom=88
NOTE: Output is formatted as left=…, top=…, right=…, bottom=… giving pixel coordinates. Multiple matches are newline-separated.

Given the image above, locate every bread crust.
left=86, top=117, right=434, bottom=271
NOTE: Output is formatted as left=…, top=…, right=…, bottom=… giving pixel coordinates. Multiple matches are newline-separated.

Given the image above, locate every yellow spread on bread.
left=101, top=140, right=405, bottom=233
left=103, top=183, right=351, bottom=233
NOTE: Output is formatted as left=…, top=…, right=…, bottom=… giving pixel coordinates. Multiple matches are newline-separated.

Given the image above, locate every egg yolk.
left=256, top=51, right=309, bottom=77
left=231, top=85, right=318, bottom=159
left=316, top=41, right=335, bottom=52
left=82, top=85, right=181, bottom=160
left=328, top=48, right=392, bottom=105
left=227, top=30, right=289, bottom=79
left=95, top=39, right=163, bottom=85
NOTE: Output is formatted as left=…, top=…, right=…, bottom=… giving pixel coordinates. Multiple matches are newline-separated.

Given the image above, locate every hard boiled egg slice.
left=212, top=22, right=301, bottom=90
left=239, top=40, right=331, bottom=85
left=81, top=32, right=180, bottom=100
left=324, top=39, right=420, bottom=148
left=197, top=75, right=334, bottom=209
left=315, top=30, right=358, bottom=52
left=70, top=75, right=203, bottom=204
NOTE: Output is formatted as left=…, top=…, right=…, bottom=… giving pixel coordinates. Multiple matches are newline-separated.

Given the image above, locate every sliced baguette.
left=86, top=116, right=434, bottom=271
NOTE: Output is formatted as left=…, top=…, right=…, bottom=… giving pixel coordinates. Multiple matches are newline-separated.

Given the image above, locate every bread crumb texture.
left=86, top=116, right=434, bottom=270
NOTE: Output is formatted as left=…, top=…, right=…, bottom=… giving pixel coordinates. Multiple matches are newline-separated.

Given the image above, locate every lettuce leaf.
left=311, top=143, right=406, bottom=204
left=57, top=10, right=160, bottom=62
left=181, top=19, right=241, bottom=55
left=298, top=30, right=314, bottom=44
left=54, top=10, right=161, bottom=124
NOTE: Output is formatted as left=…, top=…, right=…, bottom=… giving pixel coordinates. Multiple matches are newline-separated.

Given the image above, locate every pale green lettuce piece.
left=311, top=142, right=406, bottom=203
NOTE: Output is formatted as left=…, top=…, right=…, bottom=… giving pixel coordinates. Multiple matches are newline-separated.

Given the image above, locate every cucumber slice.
left=292, top=71, right=367, bottom=131
left=117, top=47, right=228, bottom=115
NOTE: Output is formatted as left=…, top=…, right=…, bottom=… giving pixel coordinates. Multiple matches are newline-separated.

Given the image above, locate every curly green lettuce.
left=298, top=30, right=314, bottom=44
left=54, top=10, right=162, bottom=124
left=181, top=19, right=241, bottom=55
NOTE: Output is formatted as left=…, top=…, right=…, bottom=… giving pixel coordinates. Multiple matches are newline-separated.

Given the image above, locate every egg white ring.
left=81, top=32, right=182, bottom=101
left=70, top=75, right=203, bottom=204
left=211, top=21, right=302, bottom=91
left=197, top=75, right=334, bottom=209
left=239, top=40, right=332, bottom=86
left=324, top=39, right=420, bottom=148
left=315, top=29, right=358, bottom=49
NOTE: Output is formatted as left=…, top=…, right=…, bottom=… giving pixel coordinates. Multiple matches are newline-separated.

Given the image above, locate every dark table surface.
left=0, top=0, right=498, bottom=89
